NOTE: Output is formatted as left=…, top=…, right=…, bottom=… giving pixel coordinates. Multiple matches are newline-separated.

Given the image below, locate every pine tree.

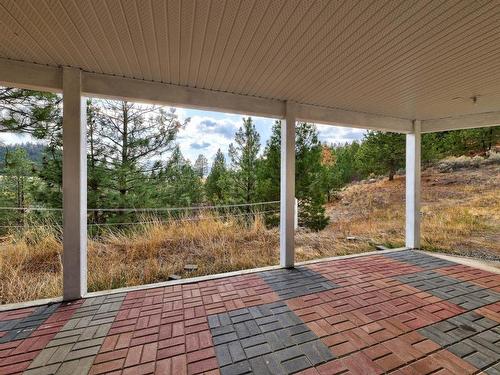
left=0, top=88, right=63, bottom=210
left=258, top=121, right=329, bottom=231
left=0, top=147, right=33, bottom=226
left=256, top=121, right=281, bottom=202
left=424, top=127, right=499, bottom=158
left=356, top=131, right=405, bottom=181
left=205, top=149, right=230, bottom=204
left=157, top=146, right=203, bottom=208
left=95, top=100, right=185, bottom=208
left=328, top=141, right=362, bottom=188
left=194, top=154, right=209, bottom=178
left=86, top=99, right=109, bottom=224
left=228, top=117, right=260, bottom=204
left=319, top=145, right=336, bottom=202
left=0, top=88, right=62, bottom=142
left=0, top=143, right=45, bottom=166
left=295, top=123, right=329, bottom=231
left=34, top=132, right=63, bottom=209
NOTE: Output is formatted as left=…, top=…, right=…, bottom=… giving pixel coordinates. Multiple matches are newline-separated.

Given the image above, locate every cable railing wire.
left=0, top=206, right=63, bottom=212
left=0, top=200, right=279, bottom=213
left=0, top=202, right=281, bottom=230
left=87, top=210, right=279, bottom=227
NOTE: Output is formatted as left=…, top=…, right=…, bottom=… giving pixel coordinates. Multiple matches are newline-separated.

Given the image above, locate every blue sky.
left=0, top=107, right=366, bottom=165
left=175, top=108, right=366, bottom=164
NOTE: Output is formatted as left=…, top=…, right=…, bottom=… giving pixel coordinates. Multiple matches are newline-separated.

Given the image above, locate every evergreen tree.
left=157, top=146, right=203, bottom=208
left=256, top=121, right=281, bottom=202
left=318, top=145, right=337, bottom=202
left=0, top=87, right=62, bottom=144
left=0, top=143, right=45, bottom=167
left=0, top=88, right=64, bottom=210
left=95, top=100, right=185, bottom=209
left=295, top=123, right=329, bottom=230
left=258, top=121, right=329, bottom=230
left=0, top=148, right=33, bottom=226
left=356, top=131, right=405, bottom=181
left=194, top=154, right=209, bottom=178
left=86, top=99, right=109, bottom=224
left=33, top=126, right=63, bottom=209
left=329, top=141, right=362, bottom=187
left=422, top=127, right=499, bottom=159
left=228, top=117, right=261, bottom=204
left=205, top=149, right=230, bottom=204
left=2, top=147, right=32, bottom=207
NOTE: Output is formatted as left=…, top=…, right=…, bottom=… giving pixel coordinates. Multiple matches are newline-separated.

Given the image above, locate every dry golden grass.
left=87, top=216, right=279, bottom=293
left=0, top=226, right=63, bottom=303
left=0, top=216, right=280, bottom=304
left=1, top=163, right=498, bottom=304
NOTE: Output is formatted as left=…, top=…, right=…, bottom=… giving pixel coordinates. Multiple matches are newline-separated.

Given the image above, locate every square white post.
left=62, top=67, right=87, bottom=300
left=280, top=102, right=296, bottom=267
left=405, top=120, right=421, bottom=249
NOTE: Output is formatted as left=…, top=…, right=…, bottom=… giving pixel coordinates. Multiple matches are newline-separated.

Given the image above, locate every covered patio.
left=0, top=0, right=499, bottom=373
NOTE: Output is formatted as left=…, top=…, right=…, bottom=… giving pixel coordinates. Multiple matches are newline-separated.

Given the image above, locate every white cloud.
left=0, top=132, right=38, bottom=145
left=176, top=115, right=241, bottom=164
left=316, top=125, right=366, bottom=145
left=158, top=113, right=368, bottom=165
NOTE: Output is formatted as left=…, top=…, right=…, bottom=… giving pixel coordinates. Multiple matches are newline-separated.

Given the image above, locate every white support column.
left=280, top=102, right=296, bottom=268
left=62, top=67, right=87, bottom=300
left=406, top=120, right=421, bottom=249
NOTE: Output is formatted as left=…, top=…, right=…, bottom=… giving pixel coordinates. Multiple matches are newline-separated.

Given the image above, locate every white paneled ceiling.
left=1, top=0, right=500, bottom=120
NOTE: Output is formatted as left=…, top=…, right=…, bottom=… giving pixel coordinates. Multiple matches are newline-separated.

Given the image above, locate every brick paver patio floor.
left=1, top=250, right=499, bottom=374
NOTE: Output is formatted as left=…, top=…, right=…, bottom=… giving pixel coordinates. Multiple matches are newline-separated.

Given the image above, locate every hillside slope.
left=308, top=161, right=500, bottom=261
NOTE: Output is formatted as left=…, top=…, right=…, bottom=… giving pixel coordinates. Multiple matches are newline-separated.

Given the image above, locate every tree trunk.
left=120, top=103, right=129, bottom=201
left=389, top=169, right=395, bottom=181
left=88, top=106, right=100, bottom=224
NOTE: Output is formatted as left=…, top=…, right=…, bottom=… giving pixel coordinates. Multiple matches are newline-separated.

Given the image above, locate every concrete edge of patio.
left=420, top=250, right=500, bottom=275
